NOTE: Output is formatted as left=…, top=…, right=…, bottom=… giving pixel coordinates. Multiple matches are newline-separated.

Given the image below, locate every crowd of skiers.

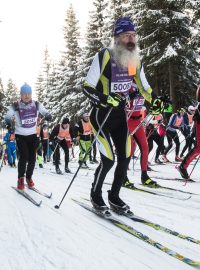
left=1, top=16, right=200, bottom=214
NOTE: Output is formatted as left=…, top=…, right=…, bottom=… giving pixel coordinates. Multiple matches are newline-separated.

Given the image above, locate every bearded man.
left=83, top=17, right=160, bottom=214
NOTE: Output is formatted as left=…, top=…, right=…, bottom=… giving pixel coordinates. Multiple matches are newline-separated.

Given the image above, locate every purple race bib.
left=18, top=101, right=37, bottom=128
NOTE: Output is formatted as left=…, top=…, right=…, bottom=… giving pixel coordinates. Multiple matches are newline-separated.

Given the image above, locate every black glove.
left=45, top=113, right=52, bottom=122
left=146, top=123, right=154, bottom=130
left=149, top=98, right=164, bottom=115
left=107, top=93, right=126, bottom=109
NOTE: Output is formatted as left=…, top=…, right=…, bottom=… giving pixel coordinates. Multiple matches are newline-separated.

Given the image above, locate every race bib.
left=21, top=117, right=36, bottom=126
left=111, top=81, right=132, bottom=93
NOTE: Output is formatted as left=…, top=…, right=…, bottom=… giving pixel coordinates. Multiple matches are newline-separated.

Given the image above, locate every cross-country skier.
left=40, top=122, right=50, bottom=162
left=3, top=125, right=17, bottom=167
left=83, top=17, right=162, bottom=213
left=4, top=83, right=52, bottom=190
left=180, top=106, right=195, bottom=157
left=178, top=85, right=200, bottom=179
left=49, top=117, right=72, bottom=174
left=162, top=108, right=185, bottom=162
left=74, top=113, right=93, bottom=168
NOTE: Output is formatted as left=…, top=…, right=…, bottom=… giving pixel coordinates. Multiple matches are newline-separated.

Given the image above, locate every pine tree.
left=77, top=0, right=107, bottom=117
left=56, top=4, right=81, bottom=122
left=4, top=79, right=19, bottom=110
left=35, top=47, right=51, bottom=104
left=35, top=72, right=44, bottom=102
left=45, top=61, right=61, bottom=126
left=134, top=0, right=199, bottom=110
left=0, top=78, right=6, bottom=128
left=102, top=0, right=132, bottom=47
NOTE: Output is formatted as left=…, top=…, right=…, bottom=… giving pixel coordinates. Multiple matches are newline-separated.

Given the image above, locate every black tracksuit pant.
left=15, top=134, right=38, bottom=179
left=50, top=139, right=69, bottom=168
left=90, top=106, right=131, bottom=196
left=148, top=131, right=164, bottom=160
left=164, top=130, right=180, bottom=156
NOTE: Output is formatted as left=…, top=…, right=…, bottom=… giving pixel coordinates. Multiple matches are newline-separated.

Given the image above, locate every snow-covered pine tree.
left=185, top=0, right=200, bottom=103
left=4, top=79, right=19, bottom=110
left=134, top=0, right=199, bottom=110
left=44, top=61, right=62, bottom=127
left=35, top=72, right=44, bottom=102
left=102, top=0, right=131, bottom=47
left=35, top=47, right=52, bottom=105
left=0, top=78, right=6, bottom=128
left=57, top=4, right=81, bottom=123
left=77, top=0, right=107, bottom=118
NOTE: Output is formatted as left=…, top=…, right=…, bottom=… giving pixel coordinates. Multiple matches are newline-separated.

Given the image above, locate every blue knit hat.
left=20, top=83, right=32, bottom=95
left=114, top=17, right=136, bottom=36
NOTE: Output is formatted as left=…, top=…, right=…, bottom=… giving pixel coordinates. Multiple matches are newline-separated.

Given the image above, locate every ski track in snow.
left=0, top=142, right=200, bottom=270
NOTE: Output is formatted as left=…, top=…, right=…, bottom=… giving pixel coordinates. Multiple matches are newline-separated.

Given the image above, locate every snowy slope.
left=0, top=145, right=200, bottom=270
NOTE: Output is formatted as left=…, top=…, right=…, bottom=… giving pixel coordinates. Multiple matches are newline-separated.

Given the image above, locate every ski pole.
left=130, top=113, right=154, bottom=136
left=183, top=155, right=199, bottom=186
left=54, top=107, right=113, bottom=209
left=189, top=155, right=199, bottom=178
left=51, top=142, right=59, bottom=157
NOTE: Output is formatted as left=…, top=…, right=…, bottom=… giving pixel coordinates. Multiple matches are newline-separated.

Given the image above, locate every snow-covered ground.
left=0, top=142, right=200, bottom=270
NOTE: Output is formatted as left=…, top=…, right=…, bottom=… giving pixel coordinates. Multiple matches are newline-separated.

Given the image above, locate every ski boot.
left=155, top=158, right=163, bottom=164
left=177, top=165, right=189, bottom=179
left=90, top=189, right=111, bottom=217
left=147, top=165, right=153, bottom=171
left=162, top=154, right=170, bottom=163
left=55, top=166, right=62, bottom=174
left=142, top=172, right=158, bottom=188
left=175, top=155, right=183, bottom=162
left=122, top=177, right=135, bottom=189
left=65, top=167, right=71, bottom=173
left=26, top=178, right=35, bottom=188
left=108, top=191, right=133, bottom=217
left=17, top=177, right=25, bottom=190
left=79, top=161, right=89, bottom=169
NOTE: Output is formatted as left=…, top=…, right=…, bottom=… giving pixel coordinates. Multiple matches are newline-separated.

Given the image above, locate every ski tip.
left=38, top=200, right=42, bottom=207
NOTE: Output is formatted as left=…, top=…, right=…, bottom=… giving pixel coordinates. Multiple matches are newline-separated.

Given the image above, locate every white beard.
left=110, top=39, right=141, bottom=69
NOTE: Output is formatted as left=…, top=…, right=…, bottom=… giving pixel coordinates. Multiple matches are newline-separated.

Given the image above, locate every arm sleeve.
left=140, top=66, right=151, bottom=92
left=38, top=103, right=51, bottom=119
left=83, top=52, right=108, bottom=105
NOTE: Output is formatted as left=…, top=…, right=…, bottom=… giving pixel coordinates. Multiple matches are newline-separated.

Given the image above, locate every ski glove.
left=45, top=113, right=52, bottom=122
left=107, top=93, right=125, bottom=109
left=149, top=98, right=164, bottom=115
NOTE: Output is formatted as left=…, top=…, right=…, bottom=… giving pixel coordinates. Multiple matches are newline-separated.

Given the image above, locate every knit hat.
left=188, top=105, right=195, bottom=113
left=114, top=17, right=136, bottom=36
left=62, top=117, right=69, bottom=124
left=20, top=83, right=32, bottom=95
